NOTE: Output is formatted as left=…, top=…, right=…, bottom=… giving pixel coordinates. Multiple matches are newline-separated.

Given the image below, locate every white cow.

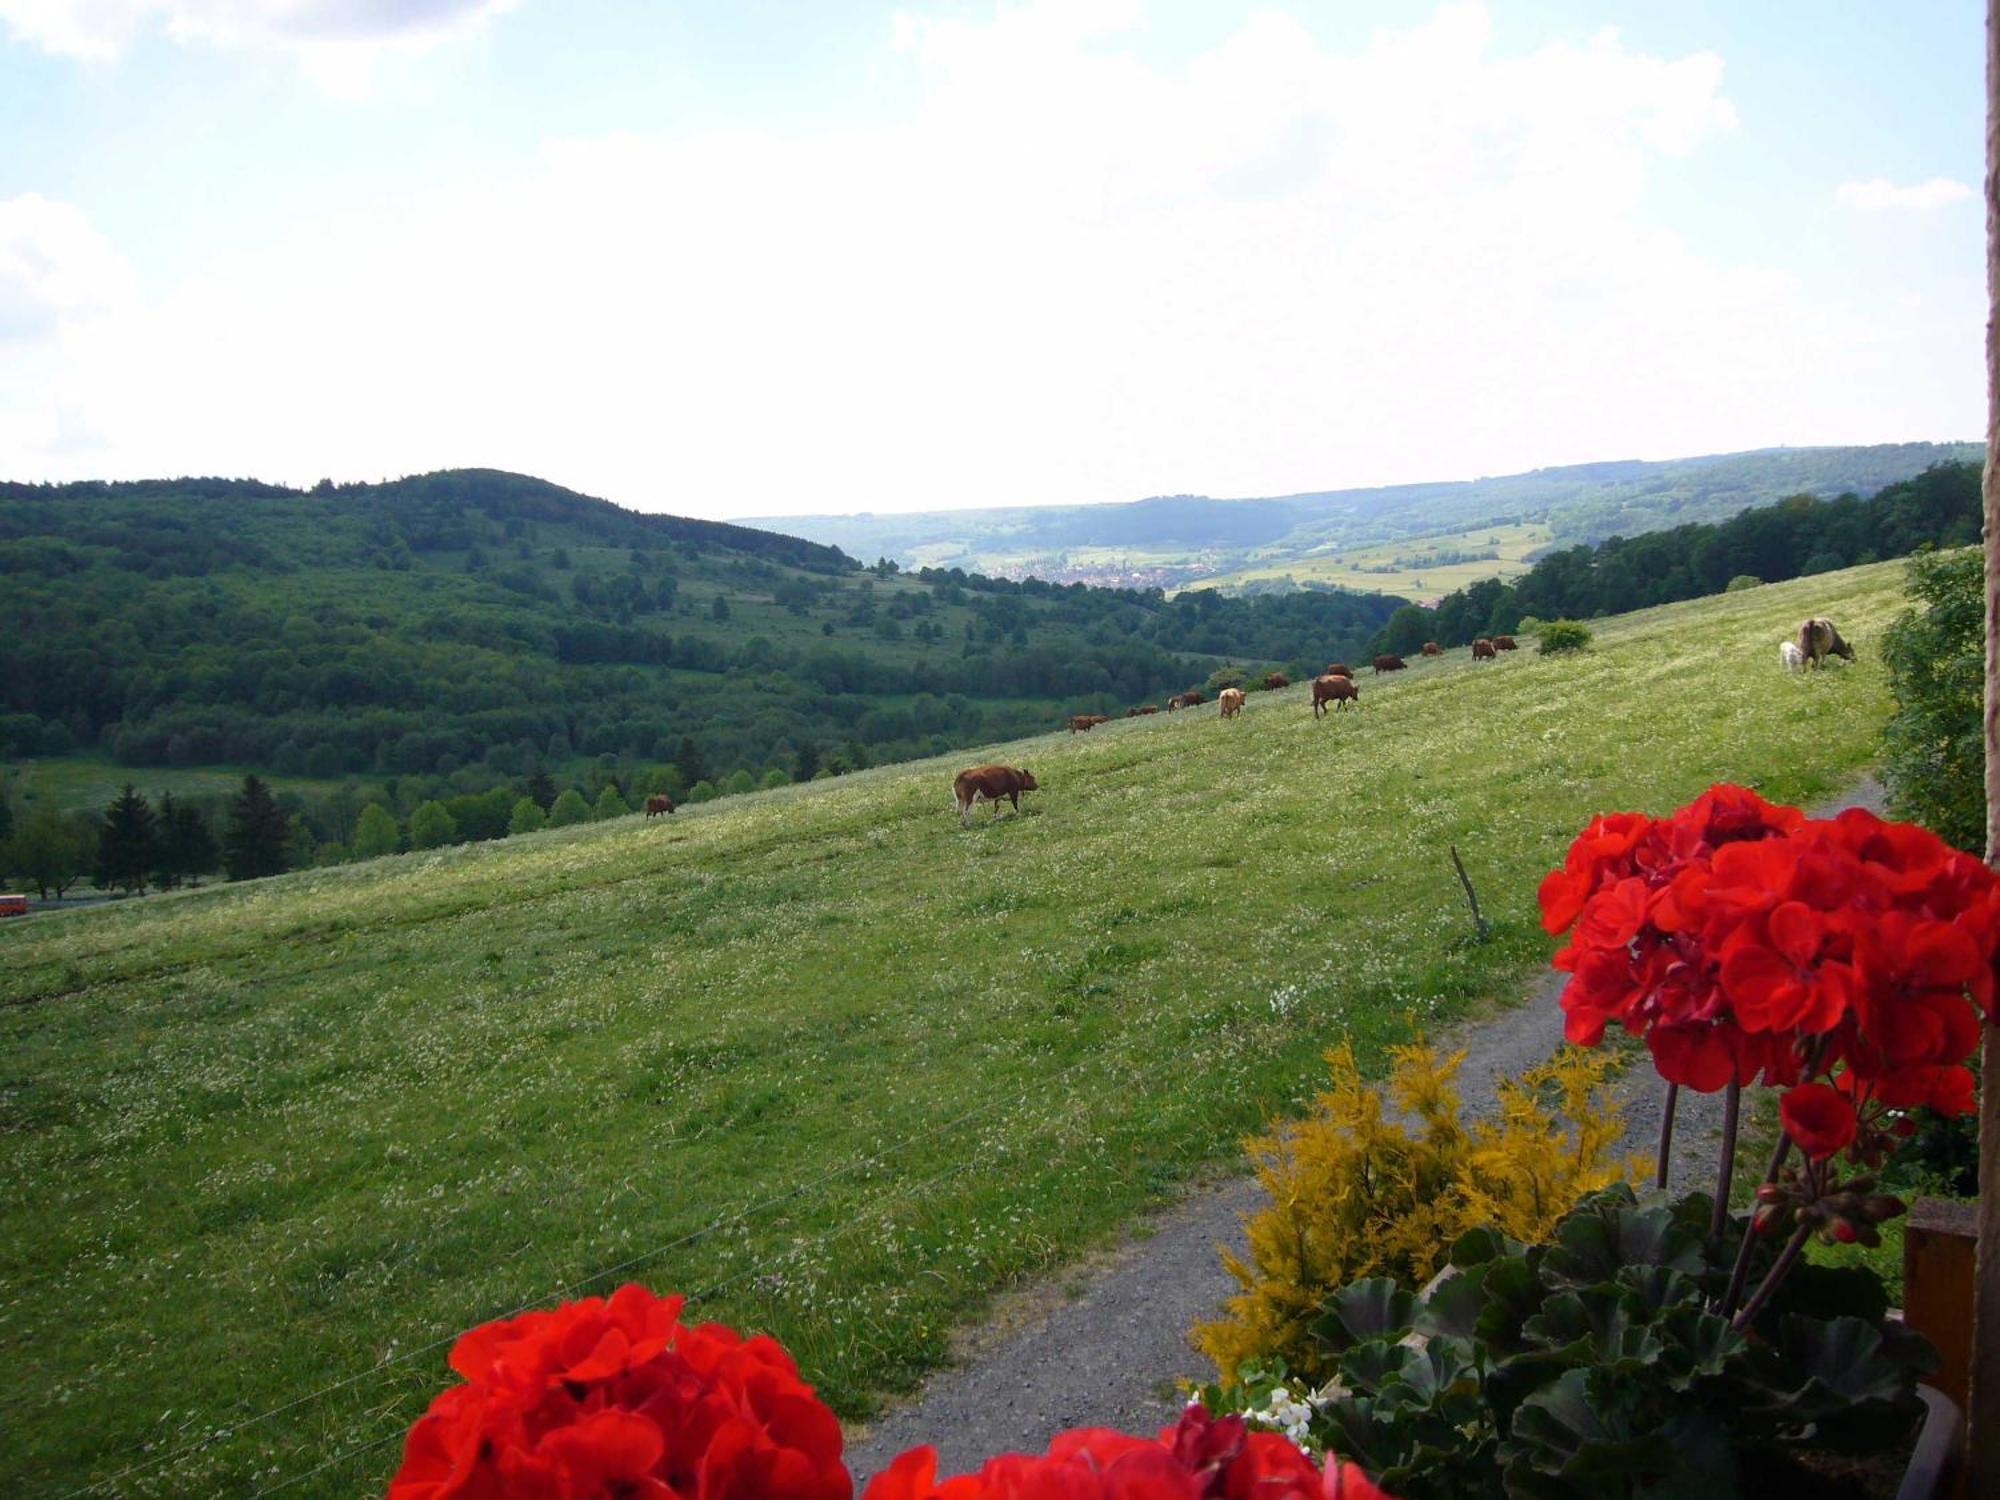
left=1779, top=640, right=1805, bottom=672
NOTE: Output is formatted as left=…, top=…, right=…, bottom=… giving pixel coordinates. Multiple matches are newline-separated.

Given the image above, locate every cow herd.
left=963, top=612, right=1859, bottom=828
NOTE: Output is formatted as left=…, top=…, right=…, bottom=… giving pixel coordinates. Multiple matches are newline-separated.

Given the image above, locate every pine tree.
left=675, top=736, right=707, bottom=789
left=225, top=775, right=290, bottom=881
left=524, top=763, right=558, bottom=810
left=0, top=786, right=13, bottom=845
left=96, top=784, right=156, bottom=895
left=170, top=798, right=219, bottom=886
left=794, top=741, right=820, bottom=782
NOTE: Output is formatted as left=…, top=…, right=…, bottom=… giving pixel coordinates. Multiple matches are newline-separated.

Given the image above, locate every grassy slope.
left=0, top=562, right=1908, bottom=1496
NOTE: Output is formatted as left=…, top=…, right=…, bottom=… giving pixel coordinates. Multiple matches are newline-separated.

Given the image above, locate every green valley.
left=0, top=559, right=1910, bottom=1496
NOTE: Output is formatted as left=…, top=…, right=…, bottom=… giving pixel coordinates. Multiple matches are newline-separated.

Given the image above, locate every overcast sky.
left=0, top=1, right=1983, bottom=520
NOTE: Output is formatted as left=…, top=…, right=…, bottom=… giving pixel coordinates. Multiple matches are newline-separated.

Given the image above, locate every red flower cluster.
left=390, top=1294, right=1398, bottom=1500
left=1540, top=785, right=1999, bottom=1156
left=863, top=1406, right=1390, bottom=1500
left=388, top=1283, right=850, bottom=1500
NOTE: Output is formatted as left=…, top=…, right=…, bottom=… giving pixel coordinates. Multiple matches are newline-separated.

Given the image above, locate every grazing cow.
left=644, top=794, right=677, bottom=818
left=1140, top=704, right=1158, bottom=715
left=1168, top=691, right=1206, bottom=710
left=1219, top=687, right=1246, bottom=718
left=1264, top=672, right=1290, bottom=691
left=1493, top=635, right=1518, bottom=651
left=953, top=764, right=1038, bottom=827
left=1421, top=641, right=1441, bottom=657
left=1372, top=654, right=1407, bottom=674
left=1797, top=617, right=1855, bottom=668
left=1312, top=674, right=1360, bottom=717
left=1068, top=713, right=1110, bottom=733
left=1779, top=640, right=1805, bottom=673
left=1471, top=638, right=1497, bottom=661
left=1326, top=663, right=1353, bottom=679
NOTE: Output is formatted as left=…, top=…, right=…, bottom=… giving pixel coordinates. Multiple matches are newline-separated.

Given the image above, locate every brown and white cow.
left=1312, top=674, right=1360, bottom=717
left=1168, top=691, right=1207, bottom=710
left=1493, top=634, right=1518, bottom=651
left=1471, top=638, right=1497, bottom=661
left=1421, top=641, right=1441, bottom=656
left=1263, top=672, right=1290, bottom=691
left=1797, top=617, right=1855, bottom=668
left=954, top=764, right=1038, bottom=827
left=644, top=794, right=677, bottom=818
left=1218, top=687, right=1246, bottom=718
left=1372, top=654, right=1407, bottom=674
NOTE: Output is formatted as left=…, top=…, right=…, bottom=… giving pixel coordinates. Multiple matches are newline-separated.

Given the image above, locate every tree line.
left=1365, top=462, right=1981, bottom=655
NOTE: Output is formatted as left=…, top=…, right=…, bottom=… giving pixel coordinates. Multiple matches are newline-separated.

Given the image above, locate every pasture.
left=0, top=561, right=1908, bottom=1496
left=1194, top=521, right=1553, bottom=598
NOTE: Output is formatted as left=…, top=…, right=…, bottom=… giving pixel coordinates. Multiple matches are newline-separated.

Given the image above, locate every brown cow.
left=1263, top=672, right=1290, bottom=691
left=1493, top=634, right=1518, bottom=651
left=1312, top=674, right=1360, bottom=717
left=1372, top=654, right=1407, bottom=674
left=1471, top=638, right=1497, bottom=661
left=1168, top=691, right=1206, bottom=710
left=1125, top=707, right=1143, bottom=718
left=1139, top=705, right=1158, bottom=715
left=1218, top=687, right=1246, bottom=718
left=954, top=764, right=1038, bottom=827
left=1068, top=713, right=1110, bottom=733
left=1326, top=663, right=1353, bottom=678
left=644, top=794, right=677, bottom=818
left=1421, top=641, right=1441, bottom=656
left=1797, top=617, right=1855, bottom=668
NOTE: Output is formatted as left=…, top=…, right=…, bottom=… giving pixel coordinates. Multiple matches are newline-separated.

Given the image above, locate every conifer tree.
left=96, top=784, right=156, bottom=895
left=675, top=736, right=707, bottom=790
left=225, top=775, right=290, bottom=881
left=162, top=796, right=219, bottom=887
left=524, top=763, right=558, bottom=810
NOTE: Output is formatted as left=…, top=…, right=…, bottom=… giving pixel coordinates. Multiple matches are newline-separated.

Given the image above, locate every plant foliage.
left=1537, top=621, right=1592, bottom=655
left=1197, top=1041, right=1632, bottom=1386
left=1199, top=1185, right=1932, bottom=1499
left=1880, top=546, right=1984, bottom=852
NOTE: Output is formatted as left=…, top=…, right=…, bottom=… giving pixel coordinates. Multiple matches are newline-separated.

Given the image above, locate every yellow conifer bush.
left=1196, top=1038, right=1633, bottom=1386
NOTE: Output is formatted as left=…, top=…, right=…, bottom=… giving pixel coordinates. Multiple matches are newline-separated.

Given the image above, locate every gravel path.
left=841, top=777, right=1887, bottom=1483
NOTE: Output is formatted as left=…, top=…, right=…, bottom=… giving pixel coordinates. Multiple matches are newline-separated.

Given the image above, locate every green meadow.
left=1, top=562, right=1909, bottom=1496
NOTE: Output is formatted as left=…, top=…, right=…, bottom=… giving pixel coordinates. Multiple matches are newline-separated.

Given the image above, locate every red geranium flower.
left=1780, top=1082, right=1858, bottom=1161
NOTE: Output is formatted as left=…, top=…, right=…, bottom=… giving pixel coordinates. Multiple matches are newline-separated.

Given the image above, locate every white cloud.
left=1835, top=176, right=1974, bottom=211
left=0, top=193, right=135, bottom=342
left=0, top=0, right=516, bottom=91
left=1, top=3, right=1979, bottom=512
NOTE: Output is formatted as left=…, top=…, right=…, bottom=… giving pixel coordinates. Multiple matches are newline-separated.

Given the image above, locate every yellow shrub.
left=1196, top=1038, right=1633, bottom=1386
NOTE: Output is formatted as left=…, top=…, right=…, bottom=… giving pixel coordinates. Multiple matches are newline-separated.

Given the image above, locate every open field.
left=1191, top=522, right=1554, bottom=598
left=0, top=562, right=1910, bottom=1496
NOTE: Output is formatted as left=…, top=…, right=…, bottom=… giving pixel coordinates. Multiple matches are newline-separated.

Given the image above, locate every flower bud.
left=1862, top=1195, right=1905, bottom=1223
left=1829, top=1219, right=1858, bottom=1244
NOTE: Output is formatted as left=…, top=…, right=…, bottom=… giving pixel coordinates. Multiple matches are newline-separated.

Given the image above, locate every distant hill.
left=757, top=442, right=1981, bottom=591
left=0, top=469, right=1399, bottom=819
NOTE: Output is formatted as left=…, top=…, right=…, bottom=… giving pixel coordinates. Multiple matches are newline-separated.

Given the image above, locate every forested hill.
left=0, top=468, right=1400, bottom=795
left=757, top=441, right=1979, bottom=589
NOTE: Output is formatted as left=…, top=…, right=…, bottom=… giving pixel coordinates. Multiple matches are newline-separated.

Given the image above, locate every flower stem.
left=1731, top=1218, right=1814, bottom=1332
left=1721, top=1131, right=1792, bottom=1317
left=1655, top=1082, right=1679, bottom=1191
left=1709, top=1081, right=1741, bottom=1245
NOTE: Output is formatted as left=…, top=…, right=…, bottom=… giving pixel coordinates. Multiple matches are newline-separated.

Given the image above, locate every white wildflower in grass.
left=0, top=561, right=1914, bottom=1497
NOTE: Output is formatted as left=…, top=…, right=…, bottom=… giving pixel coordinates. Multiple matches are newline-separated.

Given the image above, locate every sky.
left=0, top=1, right=1985, bottom=521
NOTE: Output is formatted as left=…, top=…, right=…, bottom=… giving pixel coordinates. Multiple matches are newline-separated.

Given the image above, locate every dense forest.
left=0, top=469, right=1400, bottom=786
left=1366, top=462, right=1981, bottom=654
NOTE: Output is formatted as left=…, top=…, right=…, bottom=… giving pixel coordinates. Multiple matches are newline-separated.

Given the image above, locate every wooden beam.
left=1974, top=4, right=2000, bottom=1494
